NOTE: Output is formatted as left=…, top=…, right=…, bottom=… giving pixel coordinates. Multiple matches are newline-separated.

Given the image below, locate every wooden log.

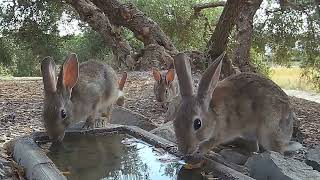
left=13, top=136, right=66, bottom=180
left=205, top=151, right=250, bottom=176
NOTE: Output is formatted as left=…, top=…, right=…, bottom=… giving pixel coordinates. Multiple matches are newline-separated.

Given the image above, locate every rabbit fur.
left=172, top=52, right=302, bottom=161
left=41, top=53, right=127, bottom=142
left=115, top=72, right=128, bottom=106
left=152, top=68, right=179, bottom=108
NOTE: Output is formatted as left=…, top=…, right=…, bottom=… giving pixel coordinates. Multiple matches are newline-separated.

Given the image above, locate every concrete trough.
left=11, top=107, right=254, bottom=180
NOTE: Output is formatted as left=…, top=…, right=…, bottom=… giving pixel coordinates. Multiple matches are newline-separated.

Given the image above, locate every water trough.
left=10, top=107, right=254, bottom=180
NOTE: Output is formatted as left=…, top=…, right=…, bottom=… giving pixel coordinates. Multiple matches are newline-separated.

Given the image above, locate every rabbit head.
left=152, top=68, right=177, bottom=104
left=41, top=54, right=79, bottom=142
left=173, top=52, right=224, bottom=158
left=116, top=72, right=128, bottom=106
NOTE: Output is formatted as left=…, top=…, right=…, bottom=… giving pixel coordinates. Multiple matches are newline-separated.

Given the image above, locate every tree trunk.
left=68, top=0, right=178, bottom=70
left=232, top=0, right=263, bottom=73
left=91, top=0, right=177, bottom=53
left=67, top=0, right=135, bottom=69
left=206, top=0, right=241, bottom=78
left=67, top=0, right=263, bottom=73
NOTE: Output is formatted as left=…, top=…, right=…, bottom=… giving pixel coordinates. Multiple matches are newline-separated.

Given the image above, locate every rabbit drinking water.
left=41, top=53, right=127, bottom=142
left=172, top=52, right=302, bottom=164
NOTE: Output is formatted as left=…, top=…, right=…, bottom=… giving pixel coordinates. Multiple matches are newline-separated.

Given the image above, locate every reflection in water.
left=40, top=134, right=207, bottom=180
left=177, top=167, right=207, bottom=180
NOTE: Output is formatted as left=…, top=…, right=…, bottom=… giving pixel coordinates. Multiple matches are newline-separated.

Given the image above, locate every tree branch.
left=91, top=0, right=177, bottom=53
left=193, top=1, right=226, bottom=16
left=67, top=0, right=135, bottom=69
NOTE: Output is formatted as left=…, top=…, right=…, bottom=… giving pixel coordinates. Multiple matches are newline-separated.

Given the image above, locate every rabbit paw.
left=95, top=118, right=106, bottom=128
left=95, top=117, right=110, bottom=128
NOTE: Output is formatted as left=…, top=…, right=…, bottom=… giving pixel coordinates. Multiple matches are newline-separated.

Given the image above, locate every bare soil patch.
left=0, top=71, right=319, bottom=149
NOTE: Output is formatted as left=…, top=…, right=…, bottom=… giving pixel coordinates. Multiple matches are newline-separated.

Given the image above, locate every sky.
left=57, top=13, right=82, bottom=36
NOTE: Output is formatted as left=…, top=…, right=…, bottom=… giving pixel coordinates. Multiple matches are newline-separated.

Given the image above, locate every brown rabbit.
left=152, top=68, right=179, bottom=108
left=172, top=52, right=302, bottom=161
left=41, top=53, right=127, bottom=142
left=115, top=72, right=128, bottom=106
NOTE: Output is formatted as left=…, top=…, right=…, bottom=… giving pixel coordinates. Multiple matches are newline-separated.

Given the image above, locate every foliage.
left=0, top=0, right=223, bottom=76
left=60, top=29, right=111, bottom=64
left=0, top=0, right=66, bottom=59
left=0, top=36, right=42, bottom=76
left=0, top=65, right=12, bottom=77
left=0, top=0, right=319, bottom=93
left=0, top=37, right=13, bottom=76
left=0, top=37, right=13, bottom=67
left=129, top=0, right=222, bottom=50
left=253, top=0, right=320, bottom=90
left=0, top=0, right=112, bottom=76
left=301, top=56, right=320, bottom=91
left=250, top=48, right=271, bottom=77
left=0, top=30, right=111, bottom=76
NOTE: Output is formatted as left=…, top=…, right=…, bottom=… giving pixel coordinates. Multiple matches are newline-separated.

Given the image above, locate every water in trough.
left=39, top=134, right=208, bottom=180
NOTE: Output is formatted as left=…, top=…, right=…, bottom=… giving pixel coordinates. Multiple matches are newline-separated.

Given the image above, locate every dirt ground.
left=0, top=71, right=319, bottom=149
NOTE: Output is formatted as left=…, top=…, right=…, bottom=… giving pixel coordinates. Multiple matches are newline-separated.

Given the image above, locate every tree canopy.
left=0, top=0, right=319, bottom=90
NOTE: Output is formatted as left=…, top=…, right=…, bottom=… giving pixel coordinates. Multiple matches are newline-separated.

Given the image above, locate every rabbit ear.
left=197, top=52, right=225, bottom=107
left=118, top=72, right=127, bottom=91
left=57, top=53, right=79, bottom=96
left=174, top=53, right=193, bottom=97
left=166, top=69, right=175, bottom=84
left=41, top=56, right=57, bottom=94
left=152, top=68, right=161, bottom=82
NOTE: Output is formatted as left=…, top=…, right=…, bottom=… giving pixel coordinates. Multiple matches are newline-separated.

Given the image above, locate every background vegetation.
left=0, top=0, right=319, bottom=92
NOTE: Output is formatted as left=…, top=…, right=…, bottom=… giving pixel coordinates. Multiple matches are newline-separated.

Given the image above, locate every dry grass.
left=270, top=67, right=316, bottom=92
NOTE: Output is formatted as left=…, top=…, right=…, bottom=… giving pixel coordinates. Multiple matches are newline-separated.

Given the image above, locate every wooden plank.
left=13, top=136, right=66, bottom=180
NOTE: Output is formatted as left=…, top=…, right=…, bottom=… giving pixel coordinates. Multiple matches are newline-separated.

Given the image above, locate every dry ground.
left=0, top=71, right=319, bottom=148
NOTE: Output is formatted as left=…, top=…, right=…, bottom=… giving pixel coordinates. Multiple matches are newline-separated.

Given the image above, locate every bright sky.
left=57, top=13, right=82, bottom=36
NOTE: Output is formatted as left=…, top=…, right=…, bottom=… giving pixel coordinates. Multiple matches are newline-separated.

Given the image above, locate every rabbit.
left=41, top=53, right=127, bottom=142
left=152, top=68, right=179, bottom=108
left=115, top=72, right=128, bottom=106
left=172, top=52, right=302, bottom=162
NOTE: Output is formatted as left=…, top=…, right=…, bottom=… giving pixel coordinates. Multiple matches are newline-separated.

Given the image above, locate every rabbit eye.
left=61, top=109, right=67, bottom=119
left=193, top=118, right=202, bottom=130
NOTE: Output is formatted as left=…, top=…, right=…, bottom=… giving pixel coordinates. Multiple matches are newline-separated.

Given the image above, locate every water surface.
left=40, top=134, right=207, bottom=180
